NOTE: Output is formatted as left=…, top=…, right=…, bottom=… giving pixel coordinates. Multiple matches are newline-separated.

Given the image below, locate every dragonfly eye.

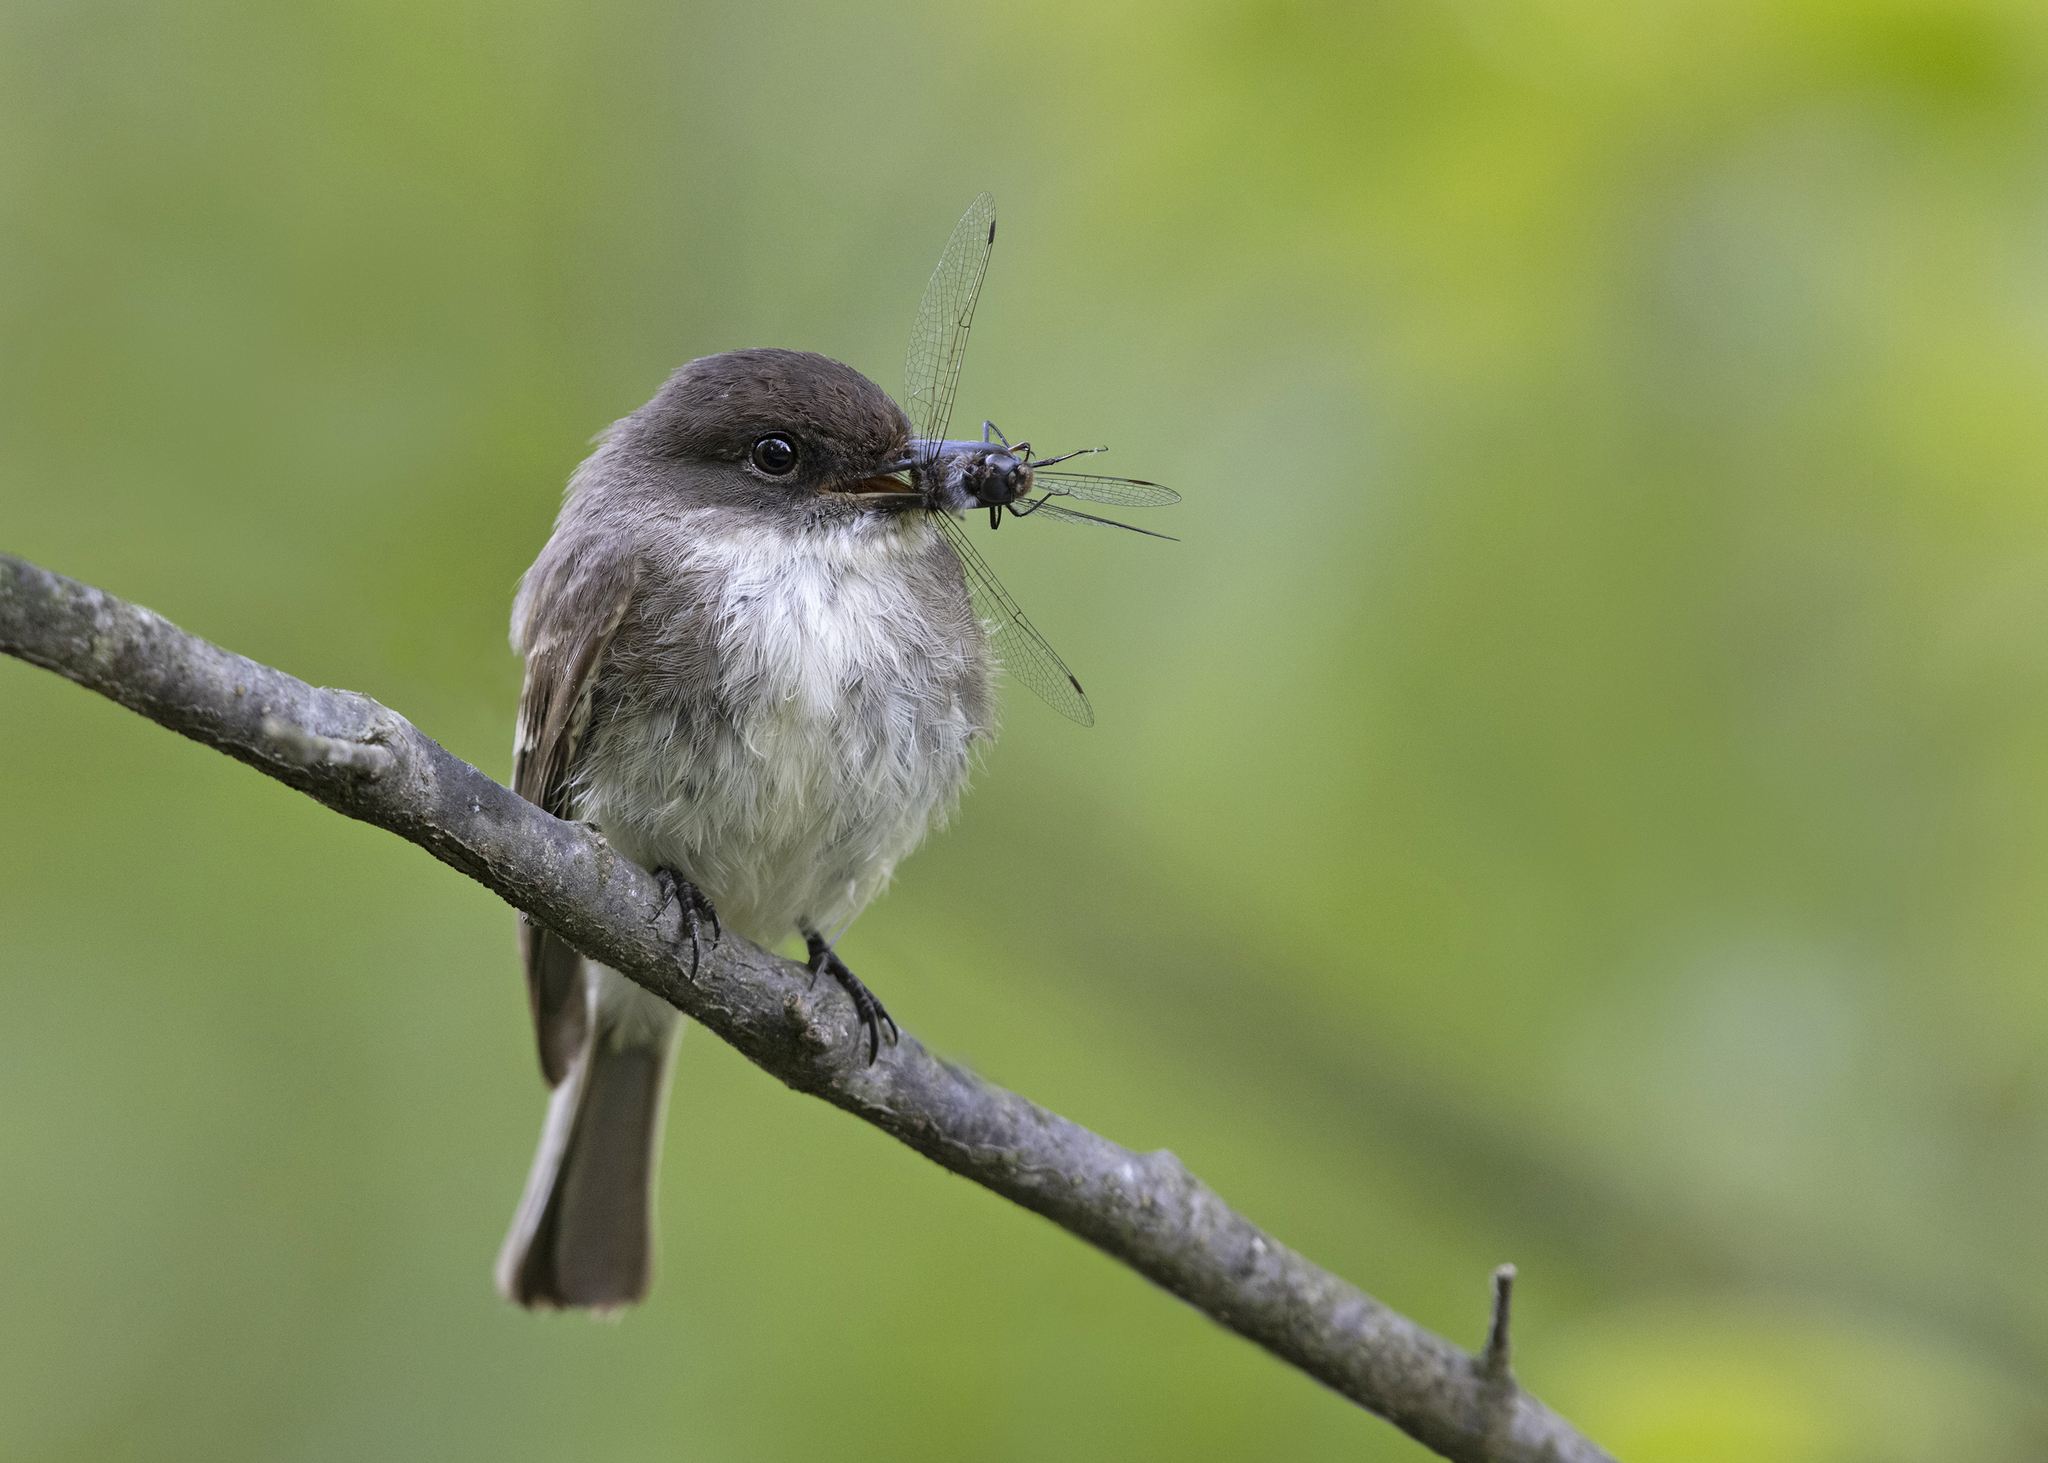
left=751, top=436, right=797, bottom=475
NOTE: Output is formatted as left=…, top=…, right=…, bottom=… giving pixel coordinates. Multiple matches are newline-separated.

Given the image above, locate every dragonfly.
left=897, top=192, right=1179, bottom=727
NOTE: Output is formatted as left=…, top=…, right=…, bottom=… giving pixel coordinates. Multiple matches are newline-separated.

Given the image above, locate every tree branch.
left=0, top=552, right=1613, bottom=1463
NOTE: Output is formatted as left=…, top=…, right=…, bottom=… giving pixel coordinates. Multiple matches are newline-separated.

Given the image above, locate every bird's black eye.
left=751, top=436, right=797, bottom=476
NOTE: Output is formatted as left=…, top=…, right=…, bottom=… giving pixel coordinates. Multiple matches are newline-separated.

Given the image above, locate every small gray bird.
left=496, top=195, right=1175, bottom=1310
left=496, top=348, right=994, bottom=1310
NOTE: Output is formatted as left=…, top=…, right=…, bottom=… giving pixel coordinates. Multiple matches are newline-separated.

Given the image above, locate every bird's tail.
left=496, top=964, right=682, bottom=1311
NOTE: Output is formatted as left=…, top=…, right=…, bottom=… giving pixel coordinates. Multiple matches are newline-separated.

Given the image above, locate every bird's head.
left=613, top=348, right=923, bottom=526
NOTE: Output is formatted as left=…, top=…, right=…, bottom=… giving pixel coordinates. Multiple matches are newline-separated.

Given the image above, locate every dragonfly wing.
left=1031, top=471, right=1182, bottom=508
left=904, top=193, right=997, bottom=450
left=1017, top=501, right=1179, bottom=540
left=934, top=512, right=1094, bottom=726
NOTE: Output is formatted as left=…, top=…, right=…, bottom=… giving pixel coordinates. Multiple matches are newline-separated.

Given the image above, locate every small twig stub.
left=1485, top=1262, right=1517, bottom=1381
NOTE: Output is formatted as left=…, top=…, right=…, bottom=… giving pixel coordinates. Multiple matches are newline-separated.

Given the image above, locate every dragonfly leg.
left=803, top=931, right=899, bottom=1066
left=1024, top=445, right=1108, bottom=470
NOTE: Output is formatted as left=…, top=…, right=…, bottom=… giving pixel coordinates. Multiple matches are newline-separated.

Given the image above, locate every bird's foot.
left=804, top=931, right=898, bottom=1065
left=653, top=869, right=721, bottom=981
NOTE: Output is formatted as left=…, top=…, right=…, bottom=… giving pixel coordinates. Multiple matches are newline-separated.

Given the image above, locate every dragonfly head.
left=959, top=449, right=1032, bottom=508
left=903, top=441, right=1035, bottom=514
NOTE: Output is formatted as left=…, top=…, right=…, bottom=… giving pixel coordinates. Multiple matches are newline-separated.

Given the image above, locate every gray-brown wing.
left=511, top=538, right=640, bottom=1085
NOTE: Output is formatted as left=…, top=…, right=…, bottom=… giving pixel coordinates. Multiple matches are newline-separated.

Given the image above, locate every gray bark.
left=0, top=551, right=1615, bottom=1463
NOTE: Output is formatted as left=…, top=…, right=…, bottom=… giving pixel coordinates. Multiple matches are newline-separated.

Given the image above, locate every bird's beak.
left=823, top=472, right=919, bottom=497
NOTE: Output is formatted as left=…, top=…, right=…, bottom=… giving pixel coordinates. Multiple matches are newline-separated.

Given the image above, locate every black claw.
left=804, top=931, right=899, bottom=1066
left=654, top=868, right=721, bottom=981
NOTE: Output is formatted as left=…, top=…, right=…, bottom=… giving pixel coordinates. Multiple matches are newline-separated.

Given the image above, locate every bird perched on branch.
left=497, top=348, right=993, bottom=1310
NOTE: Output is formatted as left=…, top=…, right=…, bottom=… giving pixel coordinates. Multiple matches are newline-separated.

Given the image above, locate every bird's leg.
left=982, top=420, right=1011, bottom=448
left=653, top=868, right=720, bottom=981
left=804, top=930, right=899, bottom=1065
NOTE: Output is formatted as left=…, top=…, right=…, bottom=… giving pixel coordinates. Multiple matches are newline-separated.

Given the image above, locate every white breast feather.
left=574, top=513, right=985, bottom=948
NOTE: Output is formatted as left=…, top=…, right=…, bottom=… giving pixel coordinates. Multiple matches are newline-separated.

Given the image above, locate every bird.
left=495, top=347, right=994, bottom=1310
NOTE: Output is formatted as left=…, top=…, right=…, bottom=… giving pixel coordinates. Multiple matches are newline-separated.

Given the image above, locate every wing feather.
left=511, top=537, right=640, bottom=1085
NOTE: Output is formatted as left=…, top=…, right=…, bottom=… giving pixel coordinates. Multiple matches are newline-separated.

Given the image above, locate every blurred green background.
left=5, top=0, right=2048, bottom=1457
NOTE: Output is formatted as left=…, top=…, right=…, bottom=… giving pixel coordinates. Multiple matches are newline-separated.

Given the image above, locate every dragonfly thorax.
left=955, top=448, right=1032, bottom=508
left=913, top=441, right=1036, bottom=514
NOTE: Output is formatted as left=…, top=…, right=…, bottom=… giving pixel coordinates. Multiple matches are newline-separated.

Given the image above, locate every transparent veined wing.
left=1010, top=499, right=1178, bottom=540
left=904, top=193, right=996, bottom=451
left=932, top=512, right=1094, bottom=726
left=1030, top=471, right=1182, bottom=509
